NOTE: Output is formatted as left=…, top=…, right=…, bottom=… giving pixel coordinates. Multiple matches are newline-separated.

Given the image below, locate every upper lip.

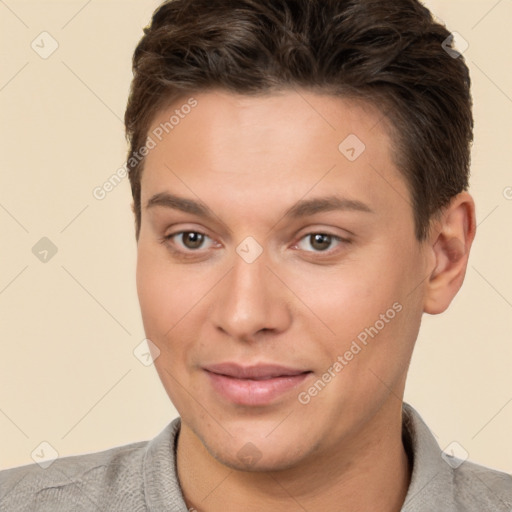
left=203, top=362, right=311, bottom=380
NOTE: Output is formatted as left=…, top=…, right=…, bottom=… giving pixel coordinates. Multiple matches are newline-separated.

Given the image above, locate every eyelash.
left=159, top=230, right=351, bottom=258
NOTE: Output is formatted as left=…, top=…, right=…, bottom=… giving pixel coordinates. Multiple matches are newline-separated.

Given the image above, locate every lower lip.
left=205, top=371, right=311, bottom=406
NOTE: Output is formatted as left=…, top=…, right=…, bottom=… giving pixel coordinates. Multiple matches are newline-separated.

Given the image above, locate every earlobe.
left=423, top=192, right=476, bottom=315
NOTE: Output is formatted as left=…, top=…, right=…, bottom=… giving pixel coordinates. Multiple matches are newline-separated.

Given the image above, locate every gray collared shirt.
left=1, top=402, right=511, bottom=511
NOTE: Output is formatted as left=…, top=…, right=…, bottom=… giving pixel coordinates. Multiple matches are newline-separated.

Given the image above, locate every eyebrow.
left=146, top=192, right=213, bottom=218
left=145, top=192, right=375, bottom=220
left=283, top=196, right=375, bottom=217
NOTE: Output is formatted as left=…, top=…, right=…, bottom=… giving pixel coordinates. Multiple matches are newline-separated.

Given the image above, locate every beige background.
left=0, top=0, right=511, bottom=473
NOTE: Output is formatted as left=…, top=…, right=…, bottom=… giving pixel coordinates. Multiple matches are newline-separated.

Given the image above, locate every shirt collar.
left=143, top=416, right=187, bottom=511
left=401, top=402, right=457, bottom=510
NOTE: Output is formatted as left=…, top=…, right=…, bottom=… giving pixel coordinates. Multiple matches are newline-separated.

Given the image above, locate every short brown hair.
left=125, top=0, right=473, bottom=241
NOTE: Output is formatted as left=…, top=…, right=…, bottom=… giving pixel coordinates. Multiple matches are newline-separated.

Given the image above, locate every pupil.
left=184, top=232, right=204, bottom=249
left=311, top=234, right=331, bottom=251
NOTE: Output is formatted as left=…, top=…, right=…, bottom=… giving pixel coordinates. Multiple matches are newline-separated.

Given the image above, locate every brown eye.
left=295, top=232, right=348, bottom=254
left=160, top=230, right=218, bottom=259
left=309, top=233, right=333, bottom=251
left=180, top=232, right=205, bottom=249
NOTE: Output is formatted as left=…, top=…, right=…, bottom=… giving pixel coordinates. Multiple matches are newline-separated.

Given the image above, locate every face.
left=136, top=89, right=431, bottom=471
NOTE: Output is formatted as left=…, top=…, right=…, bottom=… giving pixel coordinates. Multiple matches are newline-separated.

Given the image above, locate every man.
left=1, top=0, right=511, bottom=510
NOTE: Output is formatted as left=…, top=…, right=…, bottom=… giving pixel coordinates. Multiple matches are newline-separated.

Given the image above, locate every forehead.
left=141, top=89, right=411, bottom=226
left=147, top=89, right=392, bottom=160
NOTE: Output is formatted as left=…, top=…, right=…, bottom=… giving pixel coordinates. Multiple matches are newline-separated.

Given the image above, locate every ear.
left=423, top=192, right=476, bottom=315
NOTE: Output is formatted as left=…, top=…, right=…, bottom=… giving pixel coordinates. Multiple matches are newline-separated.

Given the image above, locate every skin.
left=135, top=89, right=476, bottom=512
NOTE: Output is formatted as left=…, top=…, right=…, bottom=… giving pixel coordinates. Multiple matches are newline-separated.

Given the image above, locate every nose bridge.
left=212, top=245, right=290, bottom=339
left=231, top=253, right=266, bottom=301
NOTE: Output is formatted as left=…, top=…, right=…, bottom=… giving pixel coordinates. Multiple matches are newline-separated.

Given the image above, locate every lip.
left=203, top=363, right=312, bottom=406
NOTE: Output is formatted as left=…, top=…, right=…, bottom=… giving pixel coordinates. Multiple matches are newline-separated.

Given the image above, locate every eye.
left=296, top=233, right=347, bottom=253
left=164, top=231, right=215, bottom=251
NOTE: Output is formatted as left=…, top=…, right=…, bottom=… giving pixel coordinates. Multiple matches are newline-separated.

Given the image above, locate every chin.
left=197, top=427, right=316, bottom=473
left=209, top=446, right=307, bottom=473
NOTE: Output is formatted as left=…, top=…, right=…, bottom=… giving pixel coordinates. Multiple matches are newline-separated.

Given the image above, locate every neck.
left=176, top=402, right=411, bottom=512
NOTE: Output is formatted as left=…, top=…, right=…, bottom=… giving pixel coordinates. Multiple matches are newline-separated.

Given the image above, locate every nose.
left=211, top=248, right=292, bottom=342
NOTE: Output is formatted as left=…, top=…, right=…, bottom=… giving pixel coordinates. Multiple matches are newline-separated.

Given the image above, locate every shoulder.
left=402, top=402, right=512, bottom=512
left=0, top=438, right=149, bottom=511
left=450, top=458, right=512, bottom=510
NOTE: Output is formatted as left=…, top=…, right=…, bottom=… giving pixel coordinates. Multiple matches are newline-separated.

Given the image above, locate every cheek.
left=136, top=249, right=194, bottom=399
left=135, top=245, right=210, bottom=361
left=136, top=246, right=184, bottom=339
left=136, top=252, right=166, bottom=328
left=288, top=261, right=397, bottom=341
left=290, top=246, right=417, bottom=375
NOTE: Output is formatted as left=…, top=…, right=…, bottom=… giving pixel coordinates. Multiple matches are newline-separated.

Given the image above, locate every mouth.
left=203, top=362, right=313, bottom=406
